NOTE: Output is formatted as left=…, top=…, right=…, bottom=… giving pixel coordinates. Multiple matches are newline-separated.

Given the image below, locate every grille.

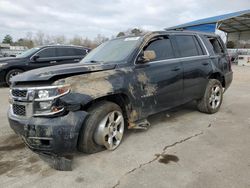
left=12, top=89, right=27, bottom=98
left=13, top=104, right=26, bottom=116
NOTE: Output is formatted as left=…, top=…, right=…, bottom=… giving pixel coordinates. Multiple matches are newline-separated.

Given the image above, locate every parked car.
left=0, top=45, right=90, bottom=85
left=8, top=31, right=232, bottom=170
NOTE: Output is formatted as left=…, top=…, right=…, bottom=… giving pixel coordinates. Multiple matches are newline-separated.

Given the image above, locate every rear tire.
left=197, top=79, right=223, bottom=114
left=78, top=101, right=125, bottom=154
left=5, top=69, right=23, bottom=86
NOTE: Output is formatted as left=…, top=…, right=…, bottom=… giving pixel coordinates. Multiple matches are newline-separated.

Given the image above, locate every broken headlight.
left=33, top=84, right=71, bottom=116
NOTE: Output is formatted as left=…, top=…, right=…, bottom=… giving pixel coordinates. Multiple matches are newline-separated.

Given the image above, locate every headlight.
left=33, top=83, right=71, bottom=116
left=38, top=90, right=49, bottom=99
left=0, top=63, right=7, bottom=68
left=35, top=84, right=71, bottom=101
left=39, top=101, right=52, bottom=110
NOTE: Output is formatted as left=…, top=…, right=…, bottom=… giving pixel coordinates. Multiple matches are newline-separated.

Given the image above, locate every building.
left=166, top=9, right=250, bottom=49
left=0, top=43, right=27, bottom=57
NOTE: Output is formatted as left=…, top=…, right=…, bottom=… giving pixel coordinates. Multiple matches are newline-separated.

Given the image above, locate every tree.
left=82, top=37, right=93, bottom=48
left=116, top=32, right=125, bottom=37
left=93, top=34, right=109, bottom=46
left=2, top=34, right=13, bottom=44
left=34, top=31, right=45, bottom=46
left=53, top=35, right=66, bottom=44
left=130, top=28, right=143, bottom=36
left=70, top=35, right=83, bottom=46
left=15, top=38, right=34, bottom=48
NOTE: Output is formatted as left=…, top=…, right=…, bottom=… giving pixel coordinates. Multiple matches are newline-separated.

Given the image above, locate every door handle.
left=74, top=59, right=80, bottom=62
left=50, top=61, right=57, bottom=64
left=202, top=62, right=209, bottom=66
left=171, top=67, right=181, bottom=71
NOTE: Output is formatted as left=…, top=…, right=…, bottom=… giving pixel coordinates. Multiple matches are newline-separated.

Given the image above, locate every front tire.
left=5, top=69, right=23, bottom=86
left=78, top=101, right=125, bottom=154
left=197, top=79, right=223, bottom=114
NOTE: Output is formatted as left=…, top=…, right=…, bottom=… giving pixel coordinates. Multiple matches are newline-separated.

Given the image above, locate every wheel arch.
left=208, top=72, right=225, bottom=88
left=5, top=67, right=25, bottom=78
left=82, top=93, right=132, bottom=123
left=4, top=67, right=25, bottom=85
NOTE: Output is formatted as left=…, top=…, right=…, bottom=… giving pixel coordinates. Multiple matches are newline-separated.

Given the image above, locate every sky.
left=0, top=0, right=249, bottom=41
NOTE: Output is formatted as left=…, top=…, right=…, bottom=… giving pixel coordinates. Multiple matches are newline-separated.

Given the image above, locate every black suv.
left=0, top=45, right=90, bottom=85
left=8, top=31, right=232, bottom=170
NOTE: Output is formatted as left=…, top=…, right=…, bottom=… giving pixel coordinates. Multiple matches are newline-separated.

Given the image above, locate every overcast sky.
left=0, top=0, right=249, bottom=41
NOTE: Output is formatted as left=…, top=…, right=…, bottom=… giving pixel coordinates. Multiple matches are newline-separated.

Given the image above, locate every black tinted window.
left=193, top=36, right=205, bottom=55
left=38, top=48, right=56, bottom=58
left=74, top=48, right=87, bottom=56
left=208, top=38, right=224, bottom=54
left=176, top=35, right=200, bottom=57
left=145, top=37, right=175, bottom=61
left=57, top=48, right=75, bottom=57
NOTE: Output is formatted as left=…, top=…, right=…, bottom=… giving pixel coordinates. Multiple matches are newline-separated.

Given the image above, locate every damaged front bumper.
left=8, top=110, right=88, bottom=156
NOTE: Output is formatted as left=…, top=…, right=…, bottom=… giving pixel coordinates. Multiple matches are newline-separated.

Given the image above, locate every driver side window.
left=144, top=37, right=175, bottom=62
left=37, top=48, right=56, bottom=58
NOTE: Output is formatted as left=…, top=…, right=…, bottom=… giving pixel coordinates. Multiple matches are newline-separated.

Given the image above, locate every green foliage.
left=14, top=38, right=34, bottom=48
left=130, top=28, right=143, bottom=36
left=116, top=32, right=125, bottom=37
left=2, top=34, right=13, bottom=44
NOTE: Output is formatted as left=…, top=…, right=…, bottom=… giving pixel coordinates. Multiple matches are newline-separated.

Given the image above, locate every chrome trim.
left=30, top=46, right=55, bottom=61
left=10, top=102, right=33, bottom=119
left=11, top=84, right=70, bottom=90
left=146, top=55, right=210, bottom=65
left=196, top=35, right=209, bottom=55
left=33, top=107, right=64, bottom=117
left=30, top=46, right=87, bottom=61
left=11, top=85, right=70, bottom=102
left=10, top=85, right=70, bottom=118
left=34, top=90, right=70, bottom=102
left=134, top=33, right=210, bottom=65
left=28, top=137, right=53, bottom=140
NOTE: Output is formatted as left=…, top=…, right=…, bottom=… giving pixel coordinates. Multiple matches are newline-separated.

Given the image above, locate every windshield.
left=82, top=36, right=141, bottom=63
left=16, top=47, right=40, bottom=58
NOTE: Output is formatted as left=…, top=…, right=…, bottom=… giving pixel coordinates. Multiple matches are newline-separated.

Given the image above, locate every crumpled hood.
left=12, top=62, right=117, bottom=83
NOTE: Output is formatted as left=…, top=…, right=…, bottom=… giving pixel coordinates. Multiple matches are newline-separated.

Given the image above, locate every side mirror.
left=32, top=55, right=39, bottom=61
left=137, top=50, right=156, bottom=63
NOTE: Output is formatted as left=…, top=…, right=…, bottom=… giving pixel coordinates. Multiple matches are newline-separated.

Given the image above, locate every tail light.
left=226, top=54, right=232, bottom=71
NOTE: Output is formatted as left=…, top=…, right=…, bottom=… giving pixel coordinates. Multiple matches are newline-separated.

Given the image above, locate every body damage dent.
left=59, top=69, right=158, bottom=128
left=9, top=111, right=88, bottom=155
left=59, top=93, right=93, bottom=111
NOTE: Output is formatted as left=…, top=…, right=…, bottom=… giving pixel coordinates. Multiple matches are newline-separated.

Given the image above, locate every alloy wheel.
left=94, top=110, right=124, bottom=150
left=209, top=85, right=222, bottom=109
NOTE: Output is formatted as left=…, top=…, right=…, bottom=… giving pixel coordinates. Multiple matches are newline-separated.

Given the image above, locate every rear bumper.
left=8, top=110, right=88, bottom=155
left=224, top=71, right=233, bottom=91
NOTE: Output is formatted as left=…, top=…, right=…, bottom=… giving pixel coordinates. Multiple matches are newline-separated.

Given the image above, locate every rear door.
left=134, top=35, right=183, bottom=115
left=173, top=35, right=211, bottom=102
left=206, top=36, right=230, bottom=73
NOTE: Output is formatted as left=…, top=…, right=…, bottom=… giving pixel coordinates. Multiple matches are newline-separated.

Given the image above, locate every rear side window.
left=175, top=35, right=204, bottom=57
left=74, top=48, right=87, bottom=56
left=57, top=48, right=75, bottom=57
left=208, top=37, right=224, bottom=54
left=37, top=48, right=56, bottom=58
left=193, top=36, right=205, bottom=55
left=144, top=37, right=175, bottom=61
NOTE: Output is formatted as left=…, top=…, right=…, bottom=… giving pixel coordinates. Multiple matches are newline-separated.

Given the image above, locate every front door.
left=28, top=47, right=57, bottom=70
left=134, top=35, right=183, bottom=116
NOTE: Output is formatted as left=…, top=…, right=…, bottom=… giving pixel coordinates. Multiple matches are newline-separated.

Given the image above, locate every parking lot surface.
left=0, top=65, right=249, bottom=188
